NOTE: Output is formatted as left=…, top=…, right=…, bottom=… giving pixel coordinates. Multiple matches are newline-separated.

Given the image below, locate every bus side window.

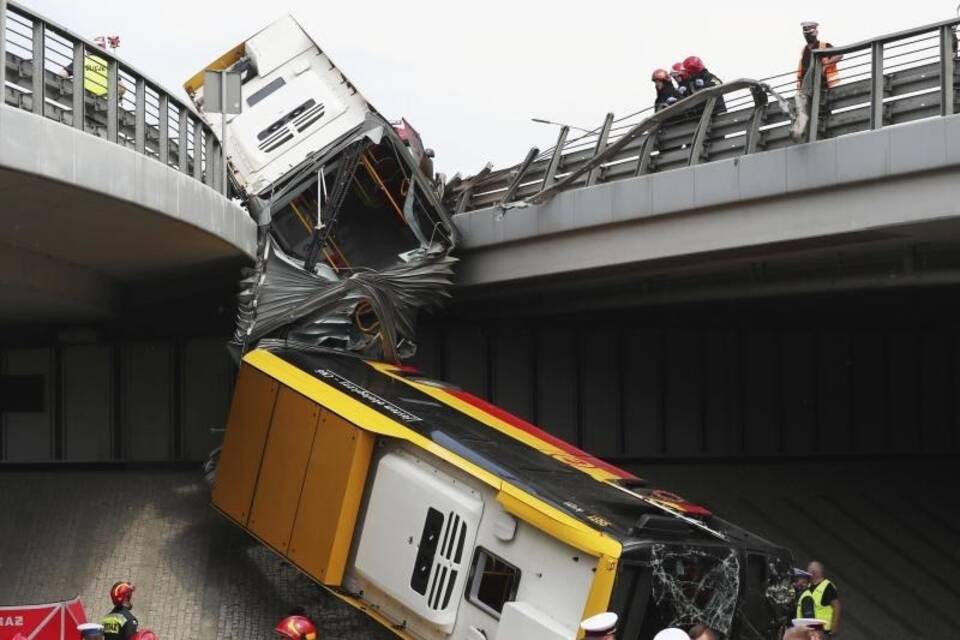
left=466, top=547, right=521, bottom=619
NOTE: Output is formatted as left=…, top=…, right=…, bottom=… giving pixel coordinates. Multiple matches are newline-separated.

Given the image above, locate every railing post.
left=158, top=94, right=169, bottom=165
left=178, top=110, right=189, bottom=173
left=586, top=112, right=614, bottom=186
left=634, top=130, right=660, bottom=176
left=870, top=41, right=885, bottom=129
left=500, top=146, right=538, bottom=205
left=541, top=125, right=569, bottom=190
left=808, top=53, right=823, bottom=142
left=204, top=128, right=216, bottom=187
left=31, top=17, right=44, bottom=115
left=192, top=119, right=203, bottom=181
left=1, top=0, right=7, bottom=105
left=106, top=59, right=118, bottom=142
left=941, top=24, right=955, bottom=117
left=689, top=97, right=717, bottom=165
left=71, top=40, right=83, bottom=130
left=134, top=77, right=145, bottom=153
left=744, top=87, right=768, bottom=154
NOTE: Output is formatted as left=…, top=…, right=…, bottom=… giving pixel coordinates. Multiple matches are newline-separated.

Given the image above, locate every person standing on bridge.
left=797, top=22, right=842, bottom=90
left=800, top=561, right=841, bottom=637
left=670, top=62, right=693, bottom=100
left=683, top=56, right=726, bottom=113
left=101, top=582, right=139, bottom=640
left=652, top=69, right=681, bottom=111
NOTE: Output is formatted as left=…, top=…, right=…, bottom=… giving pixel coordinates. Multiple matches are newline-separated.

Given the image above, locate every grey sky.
left=21, top=0, right=960, bottom=175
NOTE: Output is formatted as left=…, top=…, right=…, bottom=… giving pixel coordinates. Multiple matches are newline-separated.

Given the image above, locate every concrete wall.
left=417, top=290, right=960, bottom=460
left=0, top=337, right=233, bottom=463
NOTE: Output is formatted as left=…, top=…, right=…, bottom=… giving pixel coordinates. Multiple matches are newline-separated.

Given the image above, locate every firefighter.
left=670, top=62, right=693, bottom=100
left=274, top=615, right=317, bottom=640
left=652, top=69, right=680, bottom=111
left=803, top=561, right=841, bottom=636
left=101, top=582, right=139, bottom=640
left=682, top=56, right=726, bottom=113
left=798, top=22, right=841, bottom=90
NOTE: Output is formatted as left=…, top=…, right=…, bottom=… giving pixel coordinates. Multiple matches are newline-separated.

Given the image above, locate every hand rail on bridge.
left=448, top=15, right=960, bottom=213
left=0, top=0, right=227, bottom=195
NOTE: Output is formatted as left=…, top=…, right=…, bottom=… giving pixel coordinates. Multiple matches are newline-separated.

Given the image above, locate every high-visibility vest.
left=806, top=578, right=836, bottom=631
left=798, top=43, right=839, bottom=88
left=84, top=54, right=109, bottom=96
left=796, top=590, right=815, bottom=620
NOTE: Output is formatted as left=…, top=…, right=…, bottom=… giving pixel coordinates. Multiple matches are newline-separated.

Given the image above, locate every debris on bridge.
left=185, top=16, right=457, bottom=363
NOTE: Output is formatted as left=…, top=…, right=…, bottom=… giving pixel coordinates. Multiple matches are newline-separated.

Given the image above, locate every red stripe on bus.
left=446, top=388, right=636, bottom=480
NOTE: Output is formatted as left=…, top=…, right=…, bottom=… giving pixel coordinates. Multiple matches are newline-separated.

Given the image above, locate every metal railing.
left=0, top=0, right=226, bottom=194
left=448, top=17, right=960, bottom=213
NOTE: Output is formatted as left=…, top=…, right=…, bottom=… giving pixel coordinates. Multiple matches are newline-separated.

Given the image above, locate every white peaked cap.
left=580, top=612, right=619, bottom=634
left=652, top=629, right=690, bottom=640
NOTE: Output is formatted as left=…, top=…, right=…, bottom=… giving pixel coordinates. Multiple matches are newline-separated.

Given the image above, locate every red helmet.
left=131, top=632, right=157, bottom=640
left=110, top=581, right=135, bottom=607
left=651, top=68, right=670, bottom=82
left=275, top=616, right=317, bottom=640
left=671, top=62, right=690, bottom=80
left=683, top=56, right=705, bottom=74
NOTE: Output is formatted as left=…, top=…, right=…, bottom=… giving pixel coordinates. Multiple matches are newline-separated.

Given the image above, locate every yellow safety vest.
left=807, top=578, right=836, bottom=631
left=796, top=590, right=815, bottom=620
left=84, top=54, right=109, bottom=96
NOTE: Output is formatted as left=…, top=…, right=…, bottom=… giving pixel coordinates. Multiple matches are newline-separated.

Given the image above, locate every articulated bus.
left=185, top=15, right=795, bottom=640
left=213, top=348, right=794, bottom=640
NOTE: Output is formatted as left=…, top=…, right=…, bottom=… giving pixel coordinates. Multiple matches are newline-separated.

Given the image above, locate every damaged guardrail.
left=448, top=16, right=960, bottom=212
left=0, top=0, right=227, bottom=194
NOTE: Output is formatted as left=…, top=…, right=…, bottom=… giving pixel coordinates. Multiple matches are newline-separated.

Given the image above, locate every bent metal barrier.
left=448, top=17, right=960, bottom=213
left=0, top=0, right=226, bottom=194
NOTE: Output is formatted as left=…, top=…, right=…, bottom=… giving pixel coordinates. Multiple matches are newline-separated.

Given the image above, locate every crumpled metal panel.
left=235, top=237, right=456, bottom=362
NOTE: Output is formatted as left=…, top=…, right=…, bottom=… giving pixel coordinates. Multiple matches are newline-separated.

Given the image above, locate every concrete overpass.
left=1, top=1, right=255, bottom=322
left=0, top=1, right=255, bottom=464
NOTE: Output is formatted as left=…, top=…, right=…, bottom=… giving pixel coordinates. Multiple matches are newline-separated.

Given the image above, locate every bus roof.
left=244, top=347, right=723, bottom=554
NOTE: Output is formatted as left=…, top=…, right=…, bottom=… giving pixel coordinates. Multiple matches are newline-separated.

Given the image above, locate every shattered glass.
left=645, top=544, right=741, bottom=635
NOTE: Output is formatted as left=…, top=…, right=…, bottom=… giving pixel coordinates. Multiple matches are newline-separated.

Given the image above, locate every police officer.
left=102, top=581, right=139, bottom=640
left=77, top=623, right=105, bottom=640
left=581, top=612, right=618, bottom=639
left=802, top=561, right=841, bottom=636
left=274, top=615, right=317, bottom=640
left=793, top=568, right=816, bottom=619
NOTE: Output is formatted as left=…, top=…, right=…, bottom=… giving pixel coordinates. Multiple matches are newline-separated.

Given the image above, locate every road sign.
left=204, top=70, right=242, bottom=114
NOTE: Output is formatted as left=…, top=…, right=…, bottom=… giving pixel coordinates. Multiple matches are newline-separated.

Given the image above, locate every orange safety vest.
left=798, top=42, right=839, bottom=88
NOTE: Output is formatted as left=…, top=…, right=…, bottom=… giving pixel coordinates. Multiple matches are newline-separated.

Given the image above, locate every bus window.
left=467, top=547, right=521, bottom=618
left=247, top=76, right=287, bottom=108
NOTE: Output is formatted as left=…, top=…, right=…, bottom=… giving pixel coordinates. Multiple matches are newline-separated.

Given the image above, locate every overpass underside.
left=412, top=286, right=960, bottom=638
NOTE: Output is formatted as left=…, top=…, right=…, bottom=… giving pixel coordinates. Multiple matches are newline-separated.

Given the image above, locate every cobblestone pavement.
left=0, top=471, right=391, bottom=640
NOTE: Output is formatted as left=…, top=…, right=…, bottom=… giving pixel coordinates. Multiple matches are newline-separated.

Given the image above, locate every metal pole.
left=220, top=70, right=227, bottom=195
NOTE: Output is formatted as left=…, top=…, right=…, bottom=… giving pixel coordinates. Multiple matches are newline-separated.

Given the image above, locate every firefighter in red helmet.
left=274, top=615, right=317, bottom=640
left=651, top=68, right=680, bottom=111
left=670, top=62, right=693, bottom=99
left=682, top=55, right=726, bottom=112
left=102, top=582, right=139, bottom=640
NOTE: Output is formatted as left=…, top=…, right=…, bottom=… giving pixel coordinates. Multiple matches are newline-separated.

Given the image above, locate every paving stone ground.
left=0, top=470, right=391, bottom=640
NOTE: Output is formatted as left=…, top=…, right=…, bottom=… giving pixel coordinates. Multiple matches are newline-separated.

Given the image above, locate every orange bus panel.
left=212, top=364, right=279, bottom=526
left=288, top=409, right=375, bottom=585
left=248, top=386, right=321, bottom=554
